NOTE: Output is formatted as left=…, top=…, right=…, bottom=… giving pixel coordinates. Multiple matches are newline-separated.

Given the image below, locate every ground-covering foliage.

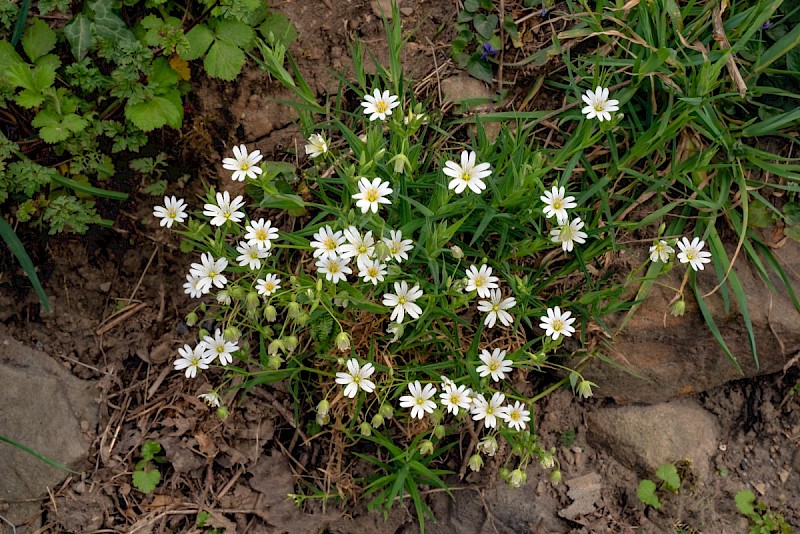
left=151, top=1, right=800, bottom=529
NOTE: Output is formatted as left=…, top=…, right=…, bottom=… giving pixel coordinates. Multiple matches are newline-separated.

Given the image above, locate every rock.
left=482, top=466, right=566, bottom=533
left=559, top=472, right=602, bottom=521
left=586, top=239, right=800, bottom=403
left=586, top=400, right=718, bottom=480
left=440, top=75, right=494, bottom=107
left=0, top=336, right=98, bottom=531
left=371, top=0, right=394, bottom=18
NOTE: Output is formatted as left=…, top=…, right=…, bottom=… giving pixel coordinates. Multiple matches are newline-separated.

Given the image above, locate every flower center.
left=241, top=162, right=250, bottom=171
left=390, top=245, right=399, bottom=254
left=552, top=319, right=564, bottom=331
left=491, top=304, right=500, bottom=312
left=264, top=282, right=275, bottom=292
left=398, top=296, right=406, bottom=305
left=365, top=189, right=379, bottom=202
left=450, top=393, right=461, bottom=404
left=167, top=208, right=177, bottom=218
left=416, top=397, right=425, bottom=406
left=560, top=225, right=574, bottom=242
left=208, top=270, right=218, bottom=279
left=222, top=210, right=232, bottom=219
left=327, top=262, right=340, bottom=273
left=552, top=199, right=562, bottom=210
left=489, top=362, right=498, bottom=371
left=324, top=238, right=337, bottom=251
left=486, top=407, right=493, bottom=415
left=375, top=100, right=389, bottom=113
left=686, top=251, right=696, bottom=260
left=475, top=275, right=486, bottom=287
left=461, top=171, right=472, bottom=182
left=216, top=346, right=225, bottom=354
left=368, top=267, right=378, bottom=277
left=511, top=411, right=521, bottom=421
left=256, top=229, right=268, bottom=240
left=191, top=356, right=200, bottom=366
left=594, top=102, right=605, bottom=112
left=249, top=251, right=259, bottom=259
left=358, top=244, right=367, bottom=253
left=353, top=375, right=361, bottom=383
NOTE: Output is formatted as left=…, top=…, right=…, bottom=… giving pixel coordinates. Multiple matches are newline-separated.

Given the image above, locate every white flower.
left=361, top=88, right=400, bottom=121
left=581, top=86, right=620, bottom=122
left=245, top=218, right=279, bottom=250
left=465, top=264, right=499, bottom=298
left=649, top=239, right=674, bottom=263
left=440, top=375, right=456, bottom=390
left=315, top=255, right=352, bottom=284
left=677, top=236, right=712, bottom=271
left=382, top=281, right=423, bottom=323
left=236, top=241, right=269, bottom=270
left=382, top=229, right=413, bottom=262
left=358, top=258, right=388, bottom=285
left=477, top=436, right=498, bottom=456
left=310, top=225, right=344, bottom=260
left=471, top=392, right=506, bottom=429
left=340, top=226, right=375, bottom=266
left=222, top=144, right=263, bottom=181
left=305, top=133, right=328, bottom=159
left=499, top=400, right=530, bottom=431
left=216, top=290, right=231, bottom=305
left=399, top=381, right=437, bottom=419
left=174, top=344, right=213, bottom=378
left=550, top=217, right=588, bottom=252
left=539, top=306, right=576, bottom=340
left=540, top=186, right=577, bottom=224
left=200, top=328, right=239, bottom=366
left=439, top=383, right=472, bottom=415
left=477, top=289, right=516, bottom=329
left=255, top=273, right=281, bottom=297
left=335, top=358, right=376, bottom=398
left=189, top=253, right=228, bottom=292
left=183, top=273, right=206, bottom=298
left=352, top=177, right=393, bottom=214
left=203, top=191, right=246, bottom=227
left=476, top=348, right=513, bottom=382
left=153, top=196, right=188, bottom=228
left=443, top=150, right=492, bottom=195
left=198, top=392, right=221, bottom=408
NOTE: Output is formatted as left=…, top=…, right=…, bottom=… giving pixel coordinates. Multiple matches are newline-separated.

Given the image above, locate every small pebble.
left=400, top=7, right=413, bottom=15
left=754, top=482, right=766, bottom=495
left=779, top=470, right=790, bottom=483
left=719, top=444, right=727, bottom=452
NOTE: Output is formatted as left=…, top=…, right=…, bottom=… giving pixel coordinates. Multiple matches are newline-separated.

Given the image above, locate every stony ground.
left=2, top=1, right=800, bottom=533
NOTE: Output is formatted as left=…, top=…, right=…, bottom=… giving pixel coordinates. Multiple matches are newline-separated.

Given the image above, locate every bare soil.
left=1, top=1, right=799, bottom=533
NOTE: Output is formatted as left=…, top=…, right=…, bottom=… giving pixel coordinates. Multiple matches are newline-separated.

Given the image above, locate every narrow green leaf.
left=0, top=434, right=77, bottom=472
left=51, top=173, right=128, bottom=200
left=0, top=218, right=49, bottom=312
left=691, top=273, right=743, bottom=375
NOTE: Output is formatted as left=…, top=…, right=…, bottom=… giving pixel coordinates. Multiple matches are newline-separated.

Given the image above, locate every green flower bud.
left=469, top=454, right=484, bottom=472
left=268, top=339, right=285, bottom=356
left=335, top=331, right=351, bottom=352
left=216, top=290, right=231, bottom=305
left=450, top=245, right=464, bottom=259
left=373, top=241, right=390, bottom=262
left=540, top=450, right=555, bottom=469
left=419, top=440, right=434, bottom=456
left=264, top=305, right=277, bottom=322
left=379, top=404, right=394, bottom=420
left=359, top=422, right=372, bottom=437
left=186, top=312, right=198, bottom=327
left=576, top=379, right=598, bottom=399
left=284, top=335, right=298, bottom=353
left=246, top=291, right=260, bottom=311
left=371, top=414, right=385, bottom=428
left=223, top=326, right=241, bottom=343
left=267, top=354, right=283, bottom=370
left=477, top=435, right=498, bottom=457
left=230, top=287, right=246, bottom=299
left=198, top=328, right=210, bottom=339
left=287, top=301, right=301, bottom=319
left=549, top=469, right=562, bottom=485
left=670, top=299, right=686, bottom=317
left=430, top=408, right=443, bottom=425
left=317, top=399, right=330, bottom=416
left=509, top=468, right=527, bottom=488
left=216, top=406, right=230, bottom=420
left=295, top=312, right=309, bottom=326
left=433, top=425, right=445, bottom=440
left=498, top=468, right=511, bottom=481
left=390, top=153, right=410, bottom=174
left=316, top=412, right=330, bottom=426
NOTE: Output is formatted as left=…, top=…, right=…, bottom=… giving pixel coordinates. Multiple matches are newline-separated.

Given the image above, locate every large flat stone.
left=0, top=336, right=98, bottom=531
left=586, top=239, right=800, bottom=403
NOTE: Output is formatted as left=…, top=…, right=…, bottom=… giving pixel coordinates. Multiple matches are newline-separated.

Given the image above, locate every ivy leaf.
left=64, top=14, right=94, bottom=59
left=637, top=479, right=661, bottom=509
left=182, top=24, right=214, bottom=60
left=214, top=19, right=254, bottom=48
left=124, top=91, right=183, bottom=131
left=22, top=18, right=57, bottom=62
left=655, top=464, right=680, bottom=492
left=204, top=40, right=245, bottom=81
left=90, top=0, right=136, bottom=43
left=132, top=467, right=161, bottom=493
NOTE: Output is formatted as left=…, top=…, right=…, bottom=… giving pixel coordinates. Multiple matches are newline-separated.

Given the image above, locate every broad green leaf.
left=64, top=14, right=94, bottom=59
left=784, top=225, right=800, bottom=242
left=655, top=464, right=680, bottom=492
left=204, top=40, right=245, bottom=81
left=463, top=0, right=479, bottom=12
left=258, top=12, right=298, bottom=47
left=132, top=468, right=160, bottom=493
left=90, top=0, right=136, bottom=43
left=747, top=200, right=772, bottom=228
left=214, top=19, right=255, bottom=48
left=5, top=63, right=34, bottom=90
left=473, top=13, right=498, bottom=41
left=140, top=440, right=161, bottom=461
left=124, top=92, right=183, bottom=131
left=0, top=41, right=25, bottom=72
left=150, top=56, right=178, bottom=87
left=22, top=18, right=56, bottom=62
left=15, top=89, right=44, bottom=108
left=783, top=203, right=800, bottom=225
left=32, top=110, right=86, bottom=143
left=735, top=490, right=756, bottom=516
left=182, top=23, right=214, bottom=60
left=467, top=55, right=493, bottom=83
left=637, top=479, right=661, bottom=509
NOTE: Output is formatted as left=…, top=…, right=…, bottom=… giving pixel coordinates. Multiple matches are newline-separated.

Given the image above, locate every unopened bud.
left=198, top=328, right=210, bottom=339
left=509, top=468, right=526, bottom=488
left=450, top=245, right=464, bottom=259
left=186, top=312, right=198, bottom=327
left=246, top=291, right=260, bottom=310
left=359, top=422, right=372, bottom=437
left=576, top=379, right=598, bottom=399
left=433, top=425, right=445, bottom=439
left=670, top=299, right=686, bottom=317
left=469, top=454, right=484, bottom=472
left=216, top=290, right=231, bottom=305
left=335, top=331, right=351, bottom=352
left=284, top=335, right=298, bottom=353
left=295, top=312, right=309, bottom=326
left=267, top=354, right=283, bottom=370
left=229, top=286, right=246, bottom=299
left=430, top=409, right=443, bottom=425
left=478, top=436, right=498, bottom=457
left=549, top=469, right=562, bottom=485
left=268, top=339, right=285, bottom=356
left=223, top=326, right=241, bottom=343
left=316, top=412, right=330, bottom=425
left=499, top=468, right=511, bottom=481
left=216, top=406, right=230, bottom=420
left=540, top=450, right=555, bottom=469
left=371, top=414, right=385, bottom=428
left=287, top=301, right=301, bottom=319
left=264, top=305, right=277, bottom=322
left=379, top=404, right=394, bottom=420
left=419, top=440, right=434, bottom=456
left=317, top=399, right=330, bottom=416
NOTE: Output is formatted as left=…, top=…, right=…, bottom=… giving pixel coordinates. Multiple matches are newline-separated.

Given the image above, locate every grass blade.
left=0, top=434, right=79, bottom=473
left=691, top=272, right=742, bottom=375
left=0, top=217, right=49, bottom=313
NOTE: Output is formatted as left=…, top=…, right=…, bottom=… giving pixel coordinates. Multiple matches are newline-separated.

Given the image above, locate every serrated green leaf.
left=0, top=41, right=25, bottom=72
left=655, top=464, right=680, bottom=492
left=637, top=479, right=661, bottom=509
left=22, top=18, right=57, bottom=62
left=214, top=19, right=254, bottom=48
left=204, top=40, right=245, bottom=80
left=735, top=490, right=756, bottom=516
left=32, top=62, right=58, bottom=91
left=15, top=89, right=44, bottom=108
left=61, top=113, right=88, bottom=133
left=150, top=56, right=178, bottom=87
left=64, top=14, right=94, bottom=59
left=141, top=440, right=161, bottom=461
left=132, top=467, right=160, bottom=493
left=258, top=12, right=298, bottom=47
left=124, top=92, right=183, bottom=131
left=182, top=24, right=214, bottom=60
